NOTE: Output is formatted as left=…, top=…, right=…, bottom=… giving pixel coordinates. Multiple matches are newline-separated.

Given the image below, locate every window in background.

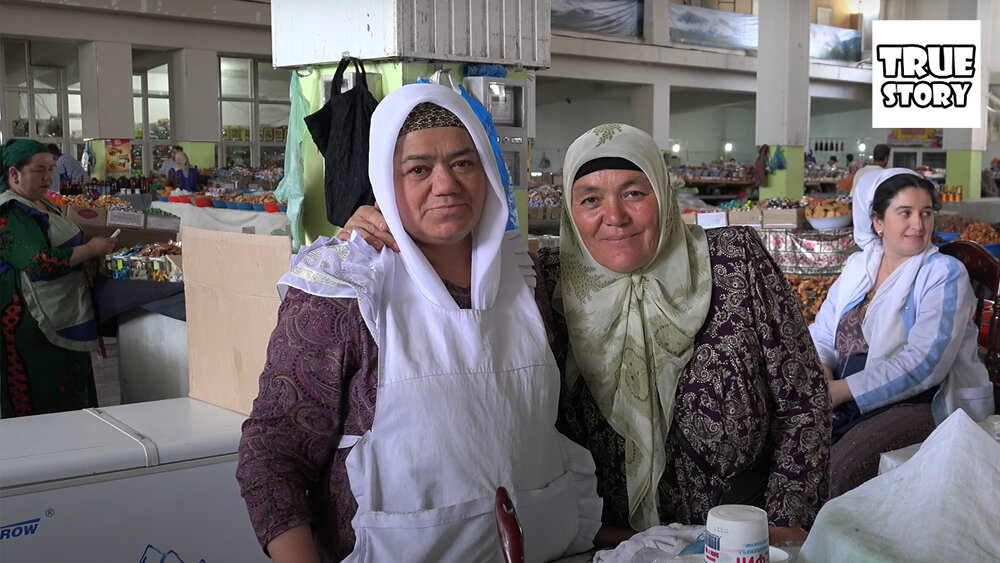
left=133, top=63, right=172, bottom=174
left=66, top=60, right=83, bottom=157
left=0, top=40, right=76, bottom=157
left=219, top=57, right=290, bottom=168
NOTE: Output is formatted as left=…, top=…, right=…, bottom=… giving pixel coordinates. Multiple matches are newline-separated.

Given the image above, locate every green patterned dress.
left=1, top=193, right=98, bottom=418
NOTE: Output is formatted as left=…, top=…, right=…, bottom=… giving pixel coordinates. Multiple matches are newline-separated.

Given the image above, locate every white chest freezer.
left=0, top=398, right=268, bottom=562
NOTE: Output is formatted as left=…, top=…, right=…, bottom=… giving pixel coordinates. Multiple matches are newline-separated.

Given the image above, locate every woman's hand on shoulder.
left=337, top=203, right=399, bottom=252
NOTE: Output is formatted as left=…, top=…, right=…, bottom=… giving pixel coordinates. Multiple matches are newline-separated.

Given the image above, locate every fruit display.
left=956, top=222, right=1000, bottom=245
left=527, top=185, right=562, bottom=221
left=762, top=197, right=807, bottom=209
left=805, top=198, right=851, bottom=219
left=785, top=274, right=838, bottom=323
left=716, top=199, right=756, bottom=211
left=218, top=192, right=281, bottom=205
left=133, top=241, right=182, bottom=257
left=144, top=207, right=178, bottom=217
left=935, top=214, right=978, bottom=234
left=105, top=242, right=182, bottom=282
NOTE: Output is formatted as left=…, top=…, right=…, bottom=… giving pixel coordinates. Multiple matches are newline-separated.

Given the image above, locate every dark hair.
left=871, top=174, right=941, bottom=223
left=46, top=143, right=62, bottom=157
left=846, top=153, right=854, bottom=163
left=171, top=145, right=184, bottom=152
left=828, top=155, right=838, bottom=163
left=872, top=144, right=891, bottom=162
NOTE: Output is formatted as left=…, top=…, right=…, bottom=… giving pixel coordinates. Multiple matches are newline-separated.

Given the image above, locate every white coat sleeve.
left=809, top=272, right=845, bottom=369
left=846, top=257, right=974, bottom=413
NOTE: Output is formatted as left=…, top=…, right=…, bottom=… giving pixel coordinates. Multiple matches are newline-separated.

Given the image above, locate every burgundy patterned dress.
left=236, top=270, right=557, bottom=562
left=539, top=226, right=830, bottom=530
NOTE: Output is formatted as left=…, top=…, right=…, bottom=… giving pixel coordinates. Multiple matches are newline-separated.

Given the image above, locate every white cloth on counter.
left=590, top=524, right=705, bottom=562
left=799, top=409, right=1000, bottom=563
left=878, top=414, right=1000, bottom=475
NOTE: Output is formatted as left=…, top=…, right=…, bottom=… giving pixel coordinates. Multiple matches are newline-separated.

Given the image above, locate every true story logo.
left=872, top=20, right=982, bottom=128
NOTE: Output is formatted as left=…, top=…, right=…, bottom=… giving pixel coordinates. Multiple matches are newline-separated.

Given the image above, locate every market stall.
left=150, top=201, right=290, bottom=236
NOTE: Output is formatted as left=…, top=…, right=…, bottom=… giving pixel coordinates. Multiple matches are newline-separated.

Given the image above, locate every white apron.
left=342, top=247, right=592, bottom=562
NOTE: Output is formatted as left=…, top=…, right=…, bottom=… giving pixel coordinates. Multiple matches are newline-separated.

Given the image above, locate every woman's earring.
left=877, top=230, right=883, bottom=237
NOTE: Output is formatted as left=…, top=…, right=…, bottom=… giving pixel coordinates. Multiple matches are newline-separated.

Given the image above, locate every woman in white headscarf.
left=341, top=124, right=831, bottom=543
left=237, top=83, right=602, bottom=562
left=810, top=168, right=993, bottom=494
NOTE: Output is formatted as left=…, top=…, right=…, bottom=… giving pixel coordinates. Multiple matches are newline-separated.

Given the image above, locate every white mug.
left=704, top=505, right=769, bottom=563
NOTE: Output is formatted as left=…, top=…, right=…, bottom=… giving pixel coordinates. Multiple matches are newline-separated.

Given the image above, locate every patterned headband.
left=398, top=102, right=466, bottom=136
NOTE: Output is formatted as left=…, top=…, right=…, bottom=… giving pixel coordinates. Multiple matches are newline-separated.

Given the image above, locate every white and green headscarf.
left=560, top=123, right=713, bottom=530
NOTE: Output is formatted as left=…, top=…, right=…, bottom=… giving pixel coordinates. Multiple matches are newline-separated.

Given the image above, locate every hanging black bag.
left=304, top=57, right=378, bottom=226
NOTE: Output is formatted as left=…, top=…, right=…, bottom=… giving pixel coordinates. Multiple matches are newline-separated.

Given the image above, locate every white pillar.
left=170, top=49, right=221, bottom=142
left=754, top=0, right=810, bottom=147
left=631, top=84, right=670, bottom=149
left=943, top=0, right=992, bottom=152
left=78, top=41, right=133, bottom=139
left=643, top=0, right=671, bottom=46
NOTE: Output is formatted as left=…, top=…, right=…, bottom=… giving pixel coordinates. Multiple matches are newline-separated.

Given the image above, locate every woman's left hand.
left=822, top=364, right=834, bottom=382
left=828, top=378, right=853, bottom=408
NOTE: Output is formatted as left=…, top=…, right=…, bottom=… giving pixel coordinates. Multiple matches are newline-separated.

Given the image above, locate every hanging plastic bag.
left=769, top=145, right=787, bottom=172
left=418, top=70, right=519, bottom=231
left=275, top=72, right=309, bottom=249
left=304, top=57, right=378, bottom=227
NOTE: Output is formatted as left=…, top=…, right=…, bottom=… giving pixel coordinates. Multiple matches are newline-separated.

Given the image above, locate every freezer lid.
left=0, top=409, right=150, bottom=488
left=98, top=398, right=247, bottom=465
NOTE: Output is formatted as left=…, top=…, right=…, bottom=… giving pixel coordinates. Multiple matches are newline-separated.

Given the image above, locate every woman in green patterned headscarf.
left=559, top=124, right=713, bottom=531
left=1, top=139, right=116, bottom=418
left=551, top=124, right=829, bottom=544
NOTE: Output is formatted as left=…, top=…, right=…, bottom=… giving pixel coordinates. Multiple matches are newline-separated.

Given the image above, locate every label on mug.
left=704, top=505, right=770, bottom=563
left=704, top=532, right=768, bottom=563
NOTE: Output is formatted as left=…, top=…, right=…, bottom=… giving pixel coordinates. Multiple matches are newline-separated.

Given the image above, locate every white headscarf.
left=852, top=167, right=918, bottom=249
left=368, top=83, right=508, bottom=310
left=560, top=124, right=713, bottom=530
left=842, top=168, right=942, bottom=386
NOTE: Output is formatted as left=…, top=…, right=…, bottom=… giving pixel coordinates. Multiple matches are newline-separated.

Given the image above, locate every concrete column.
left=754, top=0, right=810, bottom=200
left=943, top=0, right=993, bottom=198
left=631, top=84, right=670, bottom=149
left=643, top=0, right=671, bottom=47
left=170, top=48, right=221, bottom=142
left=78, top=41, right=133, bottom=139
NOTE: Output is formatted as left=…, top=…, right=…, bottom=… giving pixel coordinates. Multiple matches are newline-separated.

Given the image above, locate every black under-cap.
left=573, top=157, right=643, bottom=183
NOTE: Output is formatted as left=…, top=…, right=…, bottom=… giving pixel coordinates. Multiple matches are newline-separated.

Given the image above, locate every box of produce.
left=106, top=208, right=146, bottom=228
left=104, top=254, right=150, bottom=280
left=762, top=208, right=806, bottom=229
left=148, top=255, right=183, bottom=283
left=65, top=205, right=108, bottom=226
left=761, top=198, right=807, bottom=229
left=727, top=208, right=762, bottom=227
left=103, top=241, right=182, bottom=282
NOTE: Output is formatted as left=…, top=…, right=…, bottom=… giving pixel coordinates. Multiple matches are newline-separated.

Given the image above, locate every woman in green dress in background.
left=0, top=139, right=116, bottom=418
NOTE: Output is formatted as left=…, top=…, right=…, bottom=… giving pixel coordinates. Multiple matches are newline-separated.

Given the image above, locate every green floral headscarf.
left=1, top=139, right=49, bottom=192
left=560, top=124, right=713, bottom=530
